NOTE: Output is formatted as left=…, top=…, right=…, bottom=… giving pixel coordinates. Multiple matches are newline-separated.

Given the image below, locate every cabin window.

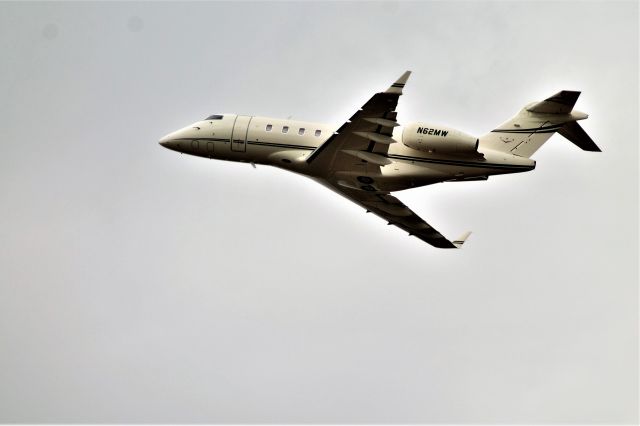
left=315, top=129, right=322, bottom=137
left=205, top=114, right=224, bottom=120
left=282, top=126, right=289, bottom=134
left=266, top=124, right=273, bottom=131
left=298, top=128, right=305, bottom=135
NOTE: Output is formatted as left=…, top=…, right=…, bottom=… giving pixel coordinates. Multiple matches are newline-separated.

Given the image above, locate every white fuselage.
left=159, top=114, right=535, bottom=192
left=158, top=74, right=597, bottom=249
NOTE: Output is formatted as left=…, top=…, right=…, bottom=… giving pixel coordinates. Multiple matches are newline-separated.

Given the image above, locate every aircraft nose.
left=159, top=126, right=193, bottom=151
left=159, top=131, right=183, bottom=149
left=159, top=134, right=172, bottom=147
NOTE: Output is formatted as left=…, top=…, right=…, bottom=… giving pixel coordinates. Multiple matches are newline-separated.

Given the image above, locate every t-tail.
left=479, top=90, right=601, bottom=157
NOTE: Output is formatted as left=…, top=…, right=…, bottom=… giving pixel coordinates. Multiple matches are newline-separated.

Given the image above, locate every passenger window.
left=298, top=128, right=305, bottom=135
left=282, top=126, right=289, bottom=134
left=266, top=124, right=272, bottom=131
left=315, top=129, right=322, bottom=137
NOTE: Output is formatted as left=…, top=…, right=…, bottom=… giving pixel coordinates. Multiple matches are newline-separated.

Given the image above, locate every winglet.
left=452, top=231, right=472, bottom=248
left=385, top=70, right=411, bottom=94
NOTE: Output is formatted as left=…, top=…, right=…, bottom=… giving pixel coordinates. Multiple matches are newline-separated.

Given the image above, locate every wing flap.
left=363, top=117, right=400, bottom=127
left=352, top=132, right=397, bottom=144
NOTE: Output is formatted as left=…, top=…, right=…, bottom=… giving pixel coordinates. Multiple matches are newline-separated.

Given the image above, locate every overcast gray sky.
left=0, top=1, right=637, bottom=423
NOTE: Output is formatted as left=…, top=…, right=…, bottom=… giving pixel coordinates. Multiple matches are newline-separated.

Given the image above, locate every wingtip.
left=386, top=71, right=412, bottom=94
left=396, top=70, right=411, bottom=84
left=452, top=231, right=472, bottom=248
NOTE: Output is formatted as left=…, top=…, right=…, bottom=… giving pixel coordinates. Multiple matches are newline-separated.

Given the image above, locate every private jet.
left=159, top=71, right=600, bottom=248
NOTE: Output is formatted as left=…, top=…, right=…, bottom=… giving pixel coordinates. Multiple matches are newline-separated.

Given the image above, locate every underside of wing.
left=323, top=182, right=470, bottom=249
left=308, top=71, right=470, bottom=248
left=306, top=71, right=411, bottom=175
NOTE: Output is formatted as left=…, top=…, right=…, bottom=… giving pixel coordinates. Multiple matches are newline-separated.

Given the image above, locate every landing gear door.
left=231, top=115, right=252, bottom=152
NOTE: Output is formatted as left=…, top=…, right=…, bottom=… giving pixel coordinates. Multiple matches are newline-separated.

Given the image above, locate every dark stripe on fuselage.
left=385, top=154, right=532, bottom=170
left=491, top=129, right=560, bottom=134
left=491, top=123, right=564, bottom=134
left=175, top=138, right=316, bottom=151
left=247, top=141, right=315, bottom=151
left=174, top=137, right=230, bottom=142
left=178, top=138, right=532, bottom=171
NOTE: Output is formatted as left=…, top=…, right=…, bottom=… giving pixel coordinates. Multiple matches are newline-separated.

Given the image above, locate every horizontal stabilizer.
left=558, top=121, right=601, bottom=152
left=527, top=90, right=581, bottom=114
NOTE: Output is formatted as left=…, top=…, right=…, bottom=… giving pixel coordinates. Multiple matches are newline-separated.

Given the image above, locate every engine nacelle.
left=402, top=122, right=479, bottom=155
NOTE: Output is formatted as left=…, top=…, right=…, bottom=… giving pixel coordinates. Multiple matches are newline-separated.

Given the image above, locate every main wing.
left=306, top=71, right=410, bottom=173
left=306, top=71, right=470, bottom=248
left=323, top=182, right=471, bottom=249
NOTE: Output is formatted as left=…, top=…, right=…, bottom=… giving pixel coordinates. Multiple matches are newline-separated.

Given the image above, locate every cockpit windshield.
left=205, top=114, right=224, bottom=120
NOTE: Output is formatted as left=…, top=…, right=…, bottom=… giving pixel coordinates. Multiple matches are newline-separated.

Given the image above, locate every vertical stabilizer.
left=479, top=91, right=600, bottom=157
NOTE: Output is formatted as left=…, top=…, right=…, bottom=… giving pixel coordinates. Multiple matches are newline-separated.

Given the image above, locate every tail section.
left=558, top=121, right=601, bottom=152
left=479, top=90, right=601, bottom=158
